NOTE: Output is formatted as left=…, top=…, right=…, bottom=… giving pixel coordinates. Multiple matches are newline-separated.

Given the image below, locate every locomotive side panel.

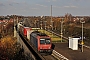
left=30, top=33, right=38, bottom=50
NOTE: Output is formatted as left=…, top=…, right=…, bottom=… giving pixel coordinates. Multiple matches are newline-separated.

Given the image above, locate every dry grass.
left=38, top=30, right=67, bottom=42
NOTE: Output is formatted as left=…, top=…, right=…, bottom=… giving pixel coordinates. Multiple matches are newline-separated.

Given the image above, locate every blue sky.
left=0, top=0, right=90, bottom=16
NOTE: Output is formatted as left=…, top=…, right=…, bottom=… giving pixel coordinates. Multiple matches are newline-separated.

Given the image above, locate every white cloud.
left=64, top=6, right=70, bottom=8
left=31, top=8, right=38, bottom=10
left=46, top=0, right=57, bottom=2
left=53, top=6, right=61, bottom=8
left=64, top=6, right=78, bottom=8
left=73, top=0, right=87, bottom=1
left=36, top=4, right=47, bottom=7
left=52, top=0, right=57, bottom=1
left=71, top=6, right=78, bottom=8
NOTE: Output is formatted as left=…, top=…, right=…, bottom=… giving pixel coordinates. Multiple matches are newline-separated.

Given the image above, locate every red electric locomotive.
left=30, top=31, right=52, bottom=54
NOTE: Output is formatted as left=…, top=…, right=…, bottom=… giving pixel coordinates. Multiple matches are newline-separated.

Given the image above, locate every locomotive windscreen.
left=40, top=38, right=50, bottom=44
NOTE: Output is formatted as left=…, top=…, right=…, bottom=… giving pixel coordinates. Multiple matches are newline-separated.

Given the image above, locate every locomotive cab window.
left=40, top=38, right=50, bottom=44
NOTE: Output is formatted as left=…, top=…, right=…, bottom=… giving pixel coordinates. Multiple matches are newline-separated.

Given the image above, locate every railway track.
left=52, top=50, right=69, bottom=60
left=19, top=32, right=69, bottom=60
left=41, top=50, right=69, bottom=60
left=43, top=54, right=57, bottom=60
left=19, top=32, right=63, bottom=60
left=21, top=19, right=90, bottom=60
left=19, top=33, right=45, bottom=60
left=47, top=30, right=90, bottom=49
left=17, top=20, right=69, bottom=60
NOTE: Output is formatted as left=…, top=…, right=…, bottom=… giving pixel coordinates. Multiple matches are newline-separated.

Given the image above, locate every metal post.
left=80, top=18, right=85, bottom=52
left=82, top=23, right=83, bottom=52
left=51, top=21, right=54, bottom=30
left=60, top=18, right=63, bottom=42
left=51, top=5, right=53, bottom=30
left=40, top=16, right=43, bottom=30
left=14, top=18, right=16, bottom=37
left=35, top=20, right=36, bottom=28
left=61, top=21, right=62, bottom=42
left=16, top=17, right=19, bottom=43
left=44, top=21, right=47, bottom=30
left=40, top=21, right=42, bottom=29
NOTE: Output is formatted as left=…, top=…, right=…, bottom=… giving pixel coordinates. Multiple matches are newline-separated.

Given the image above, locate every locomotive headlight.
left=48, top=47, right=51, bottom=49
left=40, top=47, right=42, bottom=49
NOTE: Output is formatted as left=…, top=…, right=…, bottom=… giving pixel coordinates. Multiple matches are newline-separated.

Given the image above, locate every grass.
left=38, top=29, right=67, bottom=43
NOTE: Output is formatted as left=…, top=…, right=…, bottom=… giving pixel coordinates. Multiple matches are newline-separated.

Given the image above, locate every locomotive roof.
left=31, top=31, right=48, bottom=37
left=37, top=33, right=47, bottom=36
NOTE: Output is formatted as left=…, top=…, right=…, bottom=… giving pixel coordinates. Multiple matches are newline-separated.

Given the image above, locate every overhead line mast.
left=51, top=5, right=53, bottom=30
